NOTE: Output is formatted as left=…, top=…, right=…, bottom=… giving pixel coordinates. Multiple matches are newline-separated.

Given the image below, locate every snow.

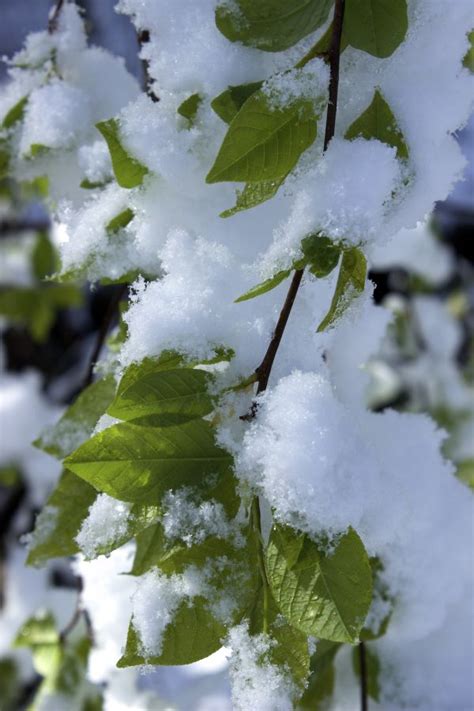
left=76, top=494, right=131, bottom=559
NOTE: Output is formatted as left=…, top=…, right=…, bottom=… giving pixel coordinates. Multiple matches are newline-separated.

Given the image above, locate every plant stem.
left=358, top=641, right=369, bottom=711
left=138, top=30, right=159, bottom=103
left=48, top=0, right=65, bottom=34
left=82, top=284, right=126, bottom=389
left=247, top=0, right=346, bottom=411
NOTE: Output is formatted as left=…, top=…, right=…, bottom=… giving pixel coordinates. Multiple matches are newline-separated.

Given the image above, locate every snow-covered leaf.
left=211, top=81, right=263, bottom=124
left=96, top=118, right=149, bottom=189
left=345, top=89, right=409, bottom=159
left=317, top=247, right=367, bottom=332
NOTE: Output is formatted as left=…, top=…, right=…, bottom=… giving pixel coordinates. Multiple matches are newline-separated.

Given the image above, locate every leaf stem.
left=358, top=641, right=369, bottom=711
left=245, top=0, right=346, bottom=413
left=137, top=30, right=159, bottom=103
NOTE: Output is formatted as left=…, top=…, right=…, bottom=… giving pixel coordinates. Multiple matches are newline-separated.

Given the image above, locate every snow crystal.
left=226, top=624, right=296, bottom=711
left=75, top=494, right=131, bottom=560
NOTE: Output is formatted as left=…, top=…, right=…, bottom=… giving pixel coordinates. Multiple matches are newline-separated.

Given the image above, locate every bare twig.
left=358, top=641, right=369, bottom=711
left=82, top=284, right=127, bottom=390
left=243, top=0, right=346, bottom=417
left=48, top=0, right=66, bottom=34
left=138, top=30, right=159, bottom=103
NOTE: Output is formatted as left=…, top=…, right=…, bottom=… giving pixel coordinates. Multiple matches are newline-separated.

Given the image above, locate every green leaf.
left=80, top=178, right=110, bottom=190
left=0, top=465, right=21, bottom=487
left=106, top=207, right=134, bottom=234
left=463, top=30, right=474, bottom=72
left=457, top=458, right=474, bottom=489
left=21, top=175, right=49, bottom=200
left=206, top=86, right=319, bottom=184
left=235, top=269, right=291, bottom=303
left=352, top=645, right=381, bottom=701
left=35, top=376, right=116, bottom=460
left=32, top=232, right=59, bottom=281
left=177, top=93, right=202, bottom=125
left=211, top=82, right=263, bottom=124
left=26, top=470, right=97, bottom=566
left=118, top=600, right=224, bottom=667
left=345, top=89, right=409, bottom=159
left=317, top=247, right=367, bottom=332
left=2, top=96, right=28, bottom=129
left=266, top=525, right=373, bottom=643
left=301, top=234, right=341, bottom=278
left=215, top=0, right=334, bottom=52
left=0, top=657, right=19, bottom=710
left=344, top=0, right=408, bottom=58
left=14, top=612, right=58, bottom=649
left=108, top=367, right=214, bottom=423
left=0, top=140, right=10, bottom=180
left=220, top=176, right=285, bottom=217
left=64, top=419, right=234, bottom=504
left=299, top=640, right=341, bottom=709
left=0, top=285, right=82, bottom=342
left=96, top=118, right=149, bottom=189
left=29, top=143, right=50, bottom=158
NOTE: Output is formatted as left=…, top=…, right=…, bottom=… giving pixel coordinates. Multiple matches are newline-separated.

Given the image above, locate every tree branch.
left=138, top=30, right=159, bottom=103
left=48, top=0, right=66, bottom=34
left=358, top=641, right=369, bottom=711
left=244, top=0, right=346, bottom=414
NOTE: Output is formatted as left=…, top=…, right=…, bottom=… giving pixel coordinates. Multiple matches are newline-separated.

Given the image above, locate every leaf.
left=35, top=376, right=116, bottom=460
left=457, top=458, right=474, bottom=489
left=108, top=368, right=215, bottom=423
left=211, top=82, right=263, bottom=124
left=463, top=30, right=474, bottom=73
left=26, top=470, right=97, bottom=567
left=118, top=600, right=224, bottom=667
left=266, top=525, right=373, bottom=643
left=29, top=143, right=50, bottom=158
left=220, top=176, right=285, bottom=217
left=64, top=419, right=234, bottom=504
left=296, top=23, right=349, bottom=68
left=106, top=207, right=134, bottom=234
left=32, top=232, right=59, bottom=281
left=352, top=645, right=381, bottom=701
left=345, top=89, right=409, bottom=159
left=80, top=178, right=110, bottom=190
left=177, top=93, right=202, bottom=124
left=301, top=234, right=341, bottom=278
left=2, top=96, right=28, bottom=129
left=235, top=269, right=291, bottom=303
left=215, top=0, right=334, bottom=52
left=344, top=0, right=408, bottom=58
left=317, top=247, right=367, bottom=332
left=299, top=640, right=341, bottom=709
left=96, top=118, right=149, bottom=189
left=206, top=87, right=319, bottom=184
left=0, top=285, right=82, bottom=342
left=0, top=140, right=10, bottom=180
left=0, top=657, right=19, bottom=710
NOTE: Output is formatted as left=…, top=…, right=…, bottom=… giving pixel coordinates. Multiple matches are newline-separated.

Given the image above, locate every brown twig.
left=358, top=641, right=369, bottom=711
left=243, top=0, right=346, bottom=417
left=138, top=30, right=159, bottom=103
left=82, top=284, right=127, bottom=390
left=48, top=0, right=66, bottom=34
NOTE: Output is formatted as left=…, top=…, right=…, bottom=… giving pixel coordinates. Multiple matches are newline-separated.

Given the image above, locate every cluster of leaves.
left=11, top=0, right=422, bottom=707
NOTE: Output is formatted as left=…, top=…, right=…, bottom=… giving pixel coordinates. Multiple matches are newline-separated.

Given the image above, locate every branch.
left=81, top=284, right=127, bottom=390
left=244, top=0, right=346, bottom=414
left=358, top=641, right=369, bottom=711
left=48, top=0, right=66, bottom=34
left=138, top=30, right=159, bottom=103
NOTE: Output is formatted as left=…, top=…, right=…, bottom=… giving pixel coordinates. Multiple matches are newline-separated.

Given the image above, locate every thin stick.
left=48, top=0, right=65, bottom=34
left=358, top=641, right=369, bottom=711
left=244, top=0, right=346, bottom=415
left=138, top=30, right=159, bottom=103
left=82, top=284, right=127, bottom=389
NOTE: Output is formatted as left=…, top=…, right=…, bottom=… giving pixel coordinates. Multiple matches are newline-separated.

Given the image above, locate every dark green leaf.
left=206, top=86, right=319, bottom=183
left=96, top=118, right=149, bottom=189
left=266, top=524, right=373, bottom=643
left=344, top=0, right=408, bottom=58
left=32, top=232, right=59, bottom=281
left=64, top=419, right=234, bottom=504
left=299, top=640, right=341, bottom=709
left=215, top=0, right=334, bottom=52
left=463, top=30, right=474, bottom=73
left=80, top=178, right=110, bottom=190
left=317, top=247, right=367, bottom=332
left=301, top=234, right=341, bottom=277
left=177, top=93, right=202, bottom=124
left=345, top=89, right=409, bottom=159
left=211, top=82, right=263, bottom=124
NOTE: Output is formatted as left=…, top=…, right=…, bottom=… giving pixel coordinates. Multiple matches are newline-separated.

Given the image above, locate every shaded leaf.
left=2, top=96, right=28, bottom=129
left=106, top=207, right=134, bottom=234
left=317, top=247, right=367, bottom=332
left=211, top=81, right=263, bottom=124
left=345, top=89, right=409, bottom=159
left=96, top=118, right=149, bottom=189
left=177, top=93, right=202, bottom=124
left=344, top=0, right=408, bottom=58
left=301, top=234, right=341, bottom=278
left=266, top=524, right=373, bottom=643
left=221, top=176, right=285, bottom=217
